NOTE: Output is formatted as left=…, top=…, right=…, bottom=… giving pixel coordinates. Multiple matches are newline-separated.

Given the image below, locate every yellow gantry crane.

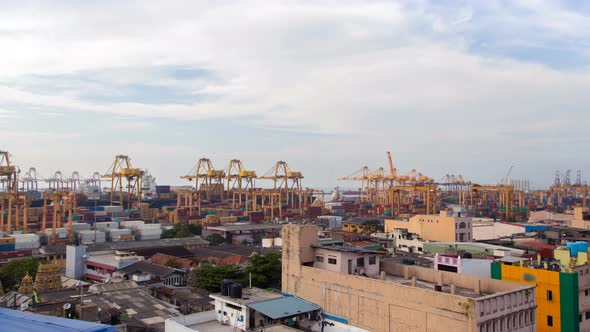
left=0, top=151, right=33, bottom=234
left=102, top=155, right=143, bottom=208
left=225, top=160, right=257, bottom=210
left=181, top=158, right=225, bottom=202
left=42, top=191, right=77, bottom=244
left=258, top=161, right=304, bottom=219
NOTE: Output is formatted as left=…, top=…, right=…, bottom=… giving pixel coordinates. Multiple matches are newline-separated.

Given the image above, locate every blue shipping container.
left=0, top=244, right=16, bottom=251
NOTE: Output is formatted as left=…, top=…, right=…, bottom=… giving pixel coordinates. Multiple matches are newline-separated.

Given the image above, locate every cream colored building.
left=567, top=207, right=590, bottom=229
left=385, top=211, right=473, bottom=242
left=282, top=224, right=537, bottom=332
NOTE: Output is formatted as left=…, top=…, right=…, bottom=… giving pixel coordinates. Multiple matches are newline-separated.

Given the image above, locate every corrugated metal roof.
left=247, top=296, right=320, bottom=320
left=0, top=308, right=116, bottom=332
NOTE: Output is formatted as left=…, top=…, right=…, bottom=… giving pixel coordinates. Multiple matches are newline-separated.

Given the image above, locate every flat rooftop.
left=376, top=273, right=488, bottom=299
left=207, top=224, right=282, bottom=232
left=313, top=244, right=385, bottom=254
left=210, top=287, right=282, bottom=306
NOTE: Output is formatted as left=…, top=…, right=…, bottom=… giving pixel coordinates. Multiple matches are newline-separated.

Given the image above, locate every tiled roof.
left=118, top=261, right=177, bottom=278
left=149, top=253, right=194, bottom=271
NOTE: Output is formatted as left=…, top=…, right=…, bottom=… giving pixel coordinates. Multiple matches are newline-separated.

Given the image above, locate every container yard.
left=0, top=149, right=589, bottom=249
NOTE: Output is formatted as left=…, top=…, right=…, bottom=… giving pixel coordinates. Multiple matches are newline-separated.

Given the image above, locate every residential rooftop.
left=210, top=287, right=282, bottom=306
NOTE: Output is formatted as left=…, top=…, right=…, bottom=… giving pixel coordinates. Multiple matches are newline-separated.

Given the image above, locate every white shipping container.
left=72, top=223, right=91, bottom=231
left=139, top=229, right=162, bottom=235
left=120, top=220, right=145, bottom=229
left=107, top=229, right=131, bottom=235
left=96, top=222, right=119, bottom=231
left=139, top=234, right=160, bottom=240
left=137, top=224, right=161, bottom=230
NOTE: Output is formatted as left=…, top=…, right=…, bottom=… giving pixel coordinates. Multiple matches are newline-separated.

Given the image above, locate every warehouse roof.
left=247, top=296, right=320, bottom=320
left=0, top=308, right=116, bottom=332
left=118, top=261, right=177, bottom=278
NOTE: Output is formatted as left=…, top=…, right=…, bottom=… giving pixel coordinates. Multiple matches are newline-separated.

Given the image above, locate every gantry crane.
left=225, top=160, right=257, bottom=210
left=46, top=171, right=66, bottom=191
left=338, top=166, right=373, bottom=202
left=42, top=191, right=77, bottom=244
left=181, top=158, right=225, bottom=202
left=258, top=161, right=304, bottom=219
left=102, top=155, right=143, bottom=208
left=85, top=172, right=102, bottom=188
left=66, top=171, right=81, bottom=192
left=20, top=167, right=39, bottom=192
left=0, top=151, right=30, bottom=234
left=470, top=185, right=518, bottom=221
left=0, top=151, right=18, bottom=193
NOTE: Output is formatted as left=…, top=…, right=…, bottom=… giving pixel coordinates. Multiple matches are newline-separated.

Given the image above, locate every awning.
left=247, top=296, right=320, bottom=320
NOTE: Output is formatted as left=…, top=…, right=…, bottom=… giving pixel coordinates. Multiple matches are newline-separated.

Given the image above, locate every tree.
left=192, top=264, right=245, bottom=292
left=0, top=257, right=40, bottom=291
left=246, top=253, right=282, bottom=289
left=206, top=233, right=226, bottom=246
left=361, top=220, right=384, bottom=234
left=161, top=224, right=200, bottom=239
left=166, top=258, right=182, bottom=269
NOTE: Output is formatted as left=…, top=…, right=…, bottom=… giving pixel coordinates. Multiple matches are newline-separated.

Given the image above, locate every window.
left=586, top=311, right=590, bottom=320
left=369, top=256, right=376, bottom=265
left=328, top=258, right=337, bottom=265
left=357, top=257, right=365, bottom=267
left=547, top=315, right=553, bottom=327
left=586, top=289, right=589, bottom=296
left=418, top=247, right=423, bottom=252
left=459, top=222, right=466, bottom=229
left=315, top=255, right=324, bottom=263
left=547, top=290, right=553, bottom=301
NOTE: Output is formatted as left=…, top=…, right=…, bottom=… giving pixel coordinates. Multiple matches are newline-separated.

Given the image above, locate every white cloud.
left=1, top=1, right=590, bottom=186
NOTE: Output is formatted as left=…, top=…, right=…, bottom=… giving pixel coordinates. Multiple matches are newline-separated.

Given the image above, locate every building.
left=282, top=224, right=537, bottom=332
left=385, top=211, right=473, bottom=242
left=491, top=263, right=580, bottom=331
left=165, top=287, right=321, bottom=331
left=567, top=207, right=590, bottom=229
left=83, top=250, right=144, bottom=282
left=491, top=241, right=590, bottom=332
left=389, top=228, right=427, bottom=254
left=528, top=210, right=573, bottom=224
left=204, top=224, right=282, bottom=244
left=472, top=221, right=550, bottom=241
left=424, top=242, right=525, bottom=259
left=433, top=254, right=493, bottom=277
left=116, top=260, right=186, bottom=286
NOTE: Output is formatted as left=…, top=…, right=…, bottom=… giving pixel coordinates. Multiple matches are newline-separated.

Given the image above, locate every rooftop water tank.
left=230, top=283, right=242, bottom=299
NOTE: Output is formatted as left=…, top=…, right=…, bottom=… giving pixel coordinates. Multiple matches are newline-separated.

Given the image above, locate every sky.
left=1, top=0, right=590, bottom=189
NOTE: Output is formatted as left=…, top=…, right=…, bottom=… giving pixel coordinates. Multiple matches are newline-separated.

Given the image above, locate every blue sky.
left=1, top=0, right=590, bottom=188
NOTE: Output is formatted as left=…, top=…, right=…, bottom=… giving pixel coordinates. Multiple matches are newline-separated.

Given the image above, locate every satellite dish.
left=20, top=303, right=29, bottom=310
left=63, top=303, right=72, bottom=310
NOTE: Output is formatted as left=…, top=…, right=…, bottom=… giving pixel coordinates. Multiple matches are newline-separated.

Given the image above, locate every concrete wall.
left=472, top=222, right=526, bottom=241
left=529, top=210, right=573, bottom=223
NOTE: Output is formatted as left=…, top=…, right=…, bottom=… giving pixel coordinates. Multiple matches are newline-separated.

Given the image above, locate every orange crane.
left=258, top=161, right=304, bottom=218
left=181, top=158, right=225, bottom=202
left=225, top=160, right=256, bottom=209
left=102, top=155, right=143, bottom=208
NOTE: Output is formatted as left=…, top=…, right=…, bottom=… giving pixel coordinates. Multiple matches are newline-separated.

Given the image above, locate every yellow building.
left=492, top=262, right=580, bottom=331
left=385, top=211, right=472, bottom=242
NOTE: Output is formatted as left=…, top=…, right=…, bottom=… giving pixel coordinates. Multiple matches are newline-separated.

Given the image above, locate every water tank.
left=221, top=279, right=233, bottom=296
left=229, top=283, right=242, bottom=299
